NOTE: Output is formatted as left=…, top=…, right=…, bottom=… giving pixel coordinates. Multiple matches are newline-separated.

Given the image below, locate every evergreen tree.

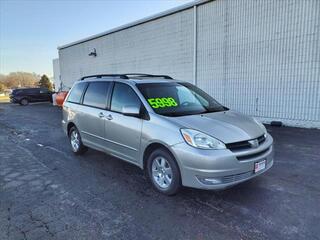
left=39, top=74, right=53, bottom=91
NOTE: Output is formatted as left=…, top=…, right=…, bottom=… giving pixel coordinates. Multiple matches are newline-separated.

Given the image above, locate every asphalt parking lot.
left=0, top=103, right=319, bottom=240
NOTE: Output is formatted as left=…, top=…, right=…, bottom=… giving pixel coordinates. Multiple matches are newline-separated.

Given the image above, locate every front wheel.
left=147, top=148, right=181, bottom=195
left=20, top=98, right=29, bottom=106
left=69, top=126, right=87, bottom=155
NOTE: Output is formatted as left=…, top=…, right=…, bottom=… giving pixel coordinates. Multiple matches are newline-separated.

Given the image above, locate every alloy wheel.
left=151, top=156, right=173, bottom=189
left=70, top=130, right=80, bottom=152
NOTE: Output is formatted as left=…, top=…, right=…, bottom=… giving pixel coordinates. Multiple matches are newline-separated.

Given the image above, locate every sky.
left=0, top=0, right=194, bottom=77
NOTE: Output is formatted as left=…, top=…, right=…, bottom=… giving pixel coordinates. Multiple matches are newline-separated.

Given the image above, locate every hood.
left=168, top=111, right=264, bottom=144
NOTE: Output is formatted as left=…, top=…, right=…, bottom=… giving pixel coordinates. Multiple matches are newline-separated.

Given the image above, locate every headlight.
left=180, top=129, right=226, bottom=150
left=253, top=117, right=267, bottom=134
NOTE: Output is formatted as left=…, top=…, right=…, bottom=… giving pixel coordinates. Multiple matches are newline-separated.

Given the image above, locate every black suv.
left=10, top=88, right=52, bottom=105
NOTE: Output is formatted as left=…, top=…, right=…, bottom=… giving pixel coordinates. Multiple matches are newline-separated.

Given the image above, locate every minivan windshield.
left=137, top=82, right=226, bottom=117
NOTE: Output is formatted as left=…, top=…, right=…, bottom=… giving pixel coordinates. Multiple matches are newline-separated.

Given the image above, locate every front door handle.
left=98, top=112, right=105, bottom=118
left=106, top=114, right=113, bottom=120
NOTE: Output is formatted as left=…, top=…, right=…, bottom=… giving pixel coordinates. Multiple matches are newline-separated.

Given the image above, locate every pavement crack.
left=21, top=230, right=27, bottom=240
left=194, top=198, right=224, bottom=213
left=29, top=211, right=55, bottom=237
left=15, top=144, right=52, bottom=171
left=6, top=206, right=12, bottom=237
left=15, top=226, right=29, bottom=240
left=0, top=121, right=26, bottom=137
left=44, top=145, right=75, bottom=161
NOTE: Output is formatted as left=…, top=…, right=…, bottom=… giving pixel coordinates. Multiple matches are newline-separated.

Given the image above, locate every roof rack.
left=80, top=74, right=129, bottom=80
left=80, top=73, right=173, bottom=81
left=124, top=73, right=173, bottom=79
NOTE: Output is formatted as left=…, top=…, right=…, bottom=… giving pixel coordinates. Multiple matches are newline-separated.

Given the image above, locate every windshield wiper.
left=163, top=111, right=202, bottom=117
left=199, top=108, right=226, bottom=114
left=162, top=112, right=183, bottom=117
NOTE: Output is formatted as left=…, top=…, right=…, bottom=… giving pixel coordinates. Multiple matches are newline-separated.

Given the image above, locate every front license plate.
left=254, top=160, right=266, bottom=173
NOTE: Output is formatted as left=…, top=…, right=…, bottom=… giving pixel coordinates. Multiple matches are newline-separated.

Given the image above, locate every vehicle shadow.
left=80, top=147, right=268, bottom=203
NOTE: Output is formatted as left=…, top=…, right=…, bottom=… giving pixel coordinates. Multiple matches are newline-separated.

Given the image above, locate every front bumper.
left=61, top=120, right=68, bottom=135
left=10, top=97, right=19, bottom=103
left=171, top=133, right=274, bottom=190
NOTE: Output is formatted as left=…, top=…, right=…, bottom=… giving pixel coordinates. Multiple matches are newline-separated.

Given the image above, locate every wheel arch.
left=143, top=142, right=180, bottom=171
left=67, top=122, right=76, bottom=136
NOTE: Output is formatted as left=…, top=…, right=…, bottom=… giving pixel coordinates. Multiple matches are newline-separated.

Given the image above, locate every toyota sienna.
left=62, top=74, right=274, bottom=195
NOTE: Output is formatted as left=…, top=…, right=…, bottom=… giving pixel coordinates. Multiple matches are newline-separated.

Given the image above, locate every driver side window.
left=111, top=83, right=141, bottom=113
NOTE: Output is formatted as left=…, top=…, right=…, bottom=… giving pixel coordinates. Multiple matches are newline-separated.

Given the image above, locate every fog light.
left=197, top=176, right=222, bottom=185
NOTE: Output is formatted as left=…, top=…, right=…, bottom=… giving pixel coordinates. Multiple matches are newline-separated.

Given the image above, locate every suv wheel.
left=20, top=98, right=29, bottom=106
left=69, top=126, right=87, bottom=155
left=147, top=148, right=181, bottom=195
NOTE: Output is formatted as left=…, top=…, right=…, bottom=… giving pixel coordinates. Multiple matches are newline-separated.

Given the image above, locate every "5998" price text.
left=147, top=97, right=178, bottom=109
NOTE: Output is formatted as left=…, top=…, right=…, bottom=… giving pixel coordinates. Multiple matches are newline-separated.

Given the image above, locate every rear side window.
left=111, top=83, right=141, bottom=113
left=67, top=82, right=87, bottom=103
left=25, top=89, right=39, bottom=94
left=83, top=82, right=111, bottom=109
left=40, top=88, right=49, bottom=94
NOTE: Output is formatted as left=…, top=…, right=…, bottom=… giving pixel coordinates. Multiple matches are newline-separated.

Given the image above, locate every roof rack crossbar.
left=124, top=73, right=173, bottom=79
left=80, top=73, right=173, bottom=81
left=80, top=74, right=129, bottom=80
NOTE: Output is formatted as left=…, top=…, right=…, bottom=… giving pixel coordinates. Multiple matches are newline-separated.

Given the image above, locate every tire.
left=146, top=148, right=181, bottom=195
left=20, top=98, right=29, bottom=106
left=69, top=126, right=88, bottom=155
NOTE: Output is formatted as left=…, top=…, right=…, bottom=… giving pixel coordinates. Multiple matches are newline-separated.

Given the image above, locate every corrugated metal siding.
left=197, top=0, right=320, bottom=128
left=196, top=0, right=226, bottom=105
left=59, top=9, right=194, bottom=87
left=58, top=0, right=320, bottom=128
left=52, top=58, right=60, bottom=91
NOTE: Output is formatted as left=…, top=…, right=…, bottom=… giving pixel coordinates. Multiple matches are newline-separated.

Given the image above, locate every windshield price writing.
left=147, top=97, right=178, bottom=109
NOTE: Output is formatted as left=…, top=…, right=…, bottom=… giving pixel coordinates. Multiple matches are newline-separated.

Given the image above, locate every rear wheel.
left=20, top=98, right=29, bottom=106
left=146, top=148, right=181, bottom=195
left=69, top=126, right=87, bottom=155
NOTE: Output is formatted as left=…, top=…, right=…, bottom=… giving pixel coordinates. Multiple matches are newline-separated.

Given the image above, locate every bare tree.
left=0, top=74, right=6, bottom=82
left=1, top=72, right=40, bottom=89
left=0, top=82, right=5, bottom=93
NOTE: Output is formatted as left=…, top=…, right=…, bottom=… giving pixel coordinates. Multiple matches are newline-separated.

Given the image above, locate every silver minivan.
left=62, top=74, right=274, bottom=195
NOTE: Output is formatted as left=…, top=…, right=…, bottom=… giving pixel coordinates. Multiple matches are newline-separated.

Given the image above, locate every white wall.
left=59, top=8, right=194, bottom=87
left=197, top=0, right=320, bottom=128
left=58, top=0, right=320, bottom=128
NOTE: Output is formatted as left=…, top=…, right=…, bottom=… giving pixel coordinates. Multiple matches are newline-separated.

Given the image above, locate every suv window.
left=67, top=82, right=87, bottom=103
left=111, top=83, right=141, bottom=113
left=12, top=89, right=22, bottom=95
left=40, top=88, right=49, bottom=94
left=83, top=82, right=111, bottom=109
left=25, top=88, right=39, bottom=94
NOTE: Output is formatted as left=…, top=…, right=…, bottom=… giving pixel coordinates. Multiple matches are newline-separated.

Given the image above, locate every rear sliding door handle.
left=106, top=114, right=113, bottom=120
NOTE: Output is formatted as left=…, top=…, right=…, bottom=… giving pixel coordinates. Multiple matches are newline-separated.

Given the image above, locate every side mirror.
left=122, top=105, right=141, bottom=117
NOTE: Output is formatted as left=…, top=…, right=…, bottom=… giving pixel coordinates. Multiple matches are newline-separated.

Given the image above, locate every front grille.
left=257, top=135, right=266, bottom=144
left=236, top=147, right=270, bottom=161
left=222, top=171, right=253, bottom=184
left=226, top=134, right=266, bottom=151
